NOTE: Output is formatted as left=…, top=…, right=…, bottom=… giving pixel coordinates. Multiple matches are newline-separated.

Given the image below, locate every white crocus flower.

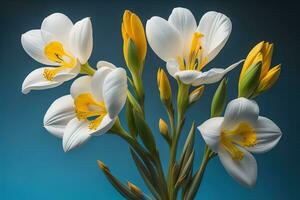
left=43, top=61, right=127, bottom=152
left=21, top=13, right=93, bottom=94
left=146, top=7, right=243, bottom=86
left=198, top=97, right=282, bottom=187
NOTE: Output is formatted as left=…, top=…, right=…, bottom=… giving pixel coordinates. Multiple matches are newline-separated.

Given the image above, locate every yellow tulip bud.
left=127, top=182, right=143, bottom=197
left=189, top=85, right=205, bottom=104
left=122, top=10, right=147, bottom=67
left=157, top=68, right=172, bottom=103
left=159, top=118, right=169, bottom=137
left=256, top=64, right=281, bottom=94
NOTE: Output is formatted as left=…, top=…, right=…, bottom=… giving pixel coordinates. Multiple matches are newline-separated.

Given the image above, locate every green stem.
left=167, top=82, right=190, bottom=200
left=132, top=73, right=145, bottom=111
left=80, top=62, right=96, bottom=76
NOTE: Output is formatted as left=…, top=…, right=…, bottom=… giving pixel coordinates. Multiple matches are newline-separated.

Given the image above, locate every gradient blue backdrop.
left=0, top=0, right=298, bottom=199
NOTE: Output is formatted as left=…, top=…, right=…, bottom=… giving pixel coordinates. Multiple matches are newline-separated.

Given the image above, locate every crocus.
left=43, top=61, right=127, bottom=152
left=239, top=41, right=281, bottom=96
left=146, top=7, right=243, bottom=86
left=21, top=13, right=93, bottom=94
left=198, top=97, right=282, bottom=187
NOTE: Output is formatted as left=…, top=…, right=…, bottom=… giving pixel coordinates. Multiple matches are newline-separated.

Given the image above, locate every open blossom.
left=21, top=13, right=93, bottom=94
left=43, top=61, right=127, bottom=152
left=146, top=7, right=243, bottom=86
left=198, top=98, right=282, bottom=187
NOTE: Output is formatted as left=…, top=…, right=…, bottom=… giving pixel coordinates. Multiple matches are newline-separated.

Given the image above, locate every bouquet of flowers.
left=21, top=7, right=282, bottom=200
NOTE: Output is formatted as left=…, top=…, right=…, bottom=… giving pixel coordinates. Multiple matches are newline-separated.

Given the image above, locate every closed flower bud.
left=189, top=85, right=205, bottom=104
left=240, top=41, right=281, bottom=98
left=157, top=68, right=172, bottom=103
left=159, top=118, right=169, bottom=137
left=127, top=182, right=143, bottom=197
left=97, top=160, right=109, bottom=172
left=211, top=79, right=227, bottom=117
left=122, top=10, right=147, bottom=69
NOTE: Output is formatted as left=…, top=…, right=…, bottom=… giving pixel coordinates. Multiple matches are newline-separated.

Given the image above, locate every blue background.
left=0, top=0, right=298, bottom=199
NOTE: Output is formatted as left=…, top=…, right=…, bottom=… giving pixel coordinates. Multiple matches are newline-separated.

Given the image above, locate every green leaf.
left=133, top=110, right=156, bottom=154
left=130, top=149, right=161, bottom=200
left=176, top=150, right=195, bottom=188
left=125, top=100, right=137, bottom=138
left=238, top=61, right=262, bottom=98
left=179, top=123, right=195, bottom=172
left=211, top=78, right=227, bottom=117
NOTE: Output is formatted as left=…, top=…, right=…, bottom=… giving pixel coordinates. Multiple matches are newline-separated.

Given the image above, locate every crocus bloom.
left=240, top=41, right=281, bottom=95
left=122, top=10, right=147, bottom=66
left=198, top=97, right=282, bottom=187
left=146, top=7, right=243, bottom=86
left=43, top=61, right=127, bottom=152
left=21, top=13, right=93, bottom=94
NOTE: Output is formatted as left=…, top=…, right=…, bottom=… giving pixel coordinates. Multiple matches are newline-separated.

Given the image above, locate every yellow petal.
left=241, top=41, right=265, bottom=78
left=261, top=43, right=274, bottom=79
left=257, top=64, right=281, bottom=92
left=131, top=13, right=147, bottom=61
left=122, top=23, right=129, bottom=65
left=123, top=10, right=133, bottom=37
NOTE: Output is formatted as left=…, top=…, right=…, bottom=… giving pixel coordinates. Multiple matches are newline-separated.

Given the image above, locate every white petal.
left=223, top=97, right=259, bottom=130
left=219, top=146, right=257, bottom=187
left=43, top=95, right=75, bottom=138
left=22, top=67, right=62, bottom=94
left=191, top=59, right=244, bottom=86
left=97, top=61, right=117, bottom=69
left=41, top=13, right=73, bottom=46
left=91, top=115, right=116, bottom=136
left=69, top=17, right=93, bottom=64
left=91, top=67, right=114, bottom=101
left=197, top=11, right=232, bottom=63
left=62, top=118, right=92, bottom=152
left=51, top=63, right=80, bottom=83
left=198, top=117, right=223, bottom=152
left=192, top=68, right=225, bottom=86
left=70, top=75, right=92, bottom=98
left=146, top=16, right=183, bottom=61
left=168, top=7, right=197, bottom=54
left=247, top=116, right=282, bottom=153
left=21, top=30, right=56, bottom=65
left=166, top=59, right=180, bottom=77
left=174, top=70, right=202, bottom=85
left=103, top=68, right=127, bottom=118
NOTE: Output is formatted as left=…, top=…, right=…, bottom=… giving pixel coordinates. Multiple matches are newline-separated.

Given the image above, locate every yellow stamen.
left=74, top=93, right=107, bottom=130
left=43, top=41, right=76, bottom=81
left=221, top=122, right=257, bottom=160
left=188, top=32, right=204, bottom=70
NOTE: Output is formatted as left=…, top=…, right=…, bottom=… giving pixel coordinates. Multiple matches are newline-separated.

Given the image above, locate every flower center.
left=177, top=32, right=207, bottom=71
left=43, top=41, right=77, bottom=81
left=220, top=122, right=257, bottom=160
left=74, top=93, right=107, bottom=130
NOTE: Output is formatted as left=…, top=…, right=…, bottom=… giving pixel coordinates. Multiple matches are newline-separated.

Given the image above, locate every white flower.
left=146, top=7, right=243, bottom=86
left=21, top=13, right=93, bottom=94
left=198, top=97, right=282, bottom=187
left=43, top=61, right=127, bottom=152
